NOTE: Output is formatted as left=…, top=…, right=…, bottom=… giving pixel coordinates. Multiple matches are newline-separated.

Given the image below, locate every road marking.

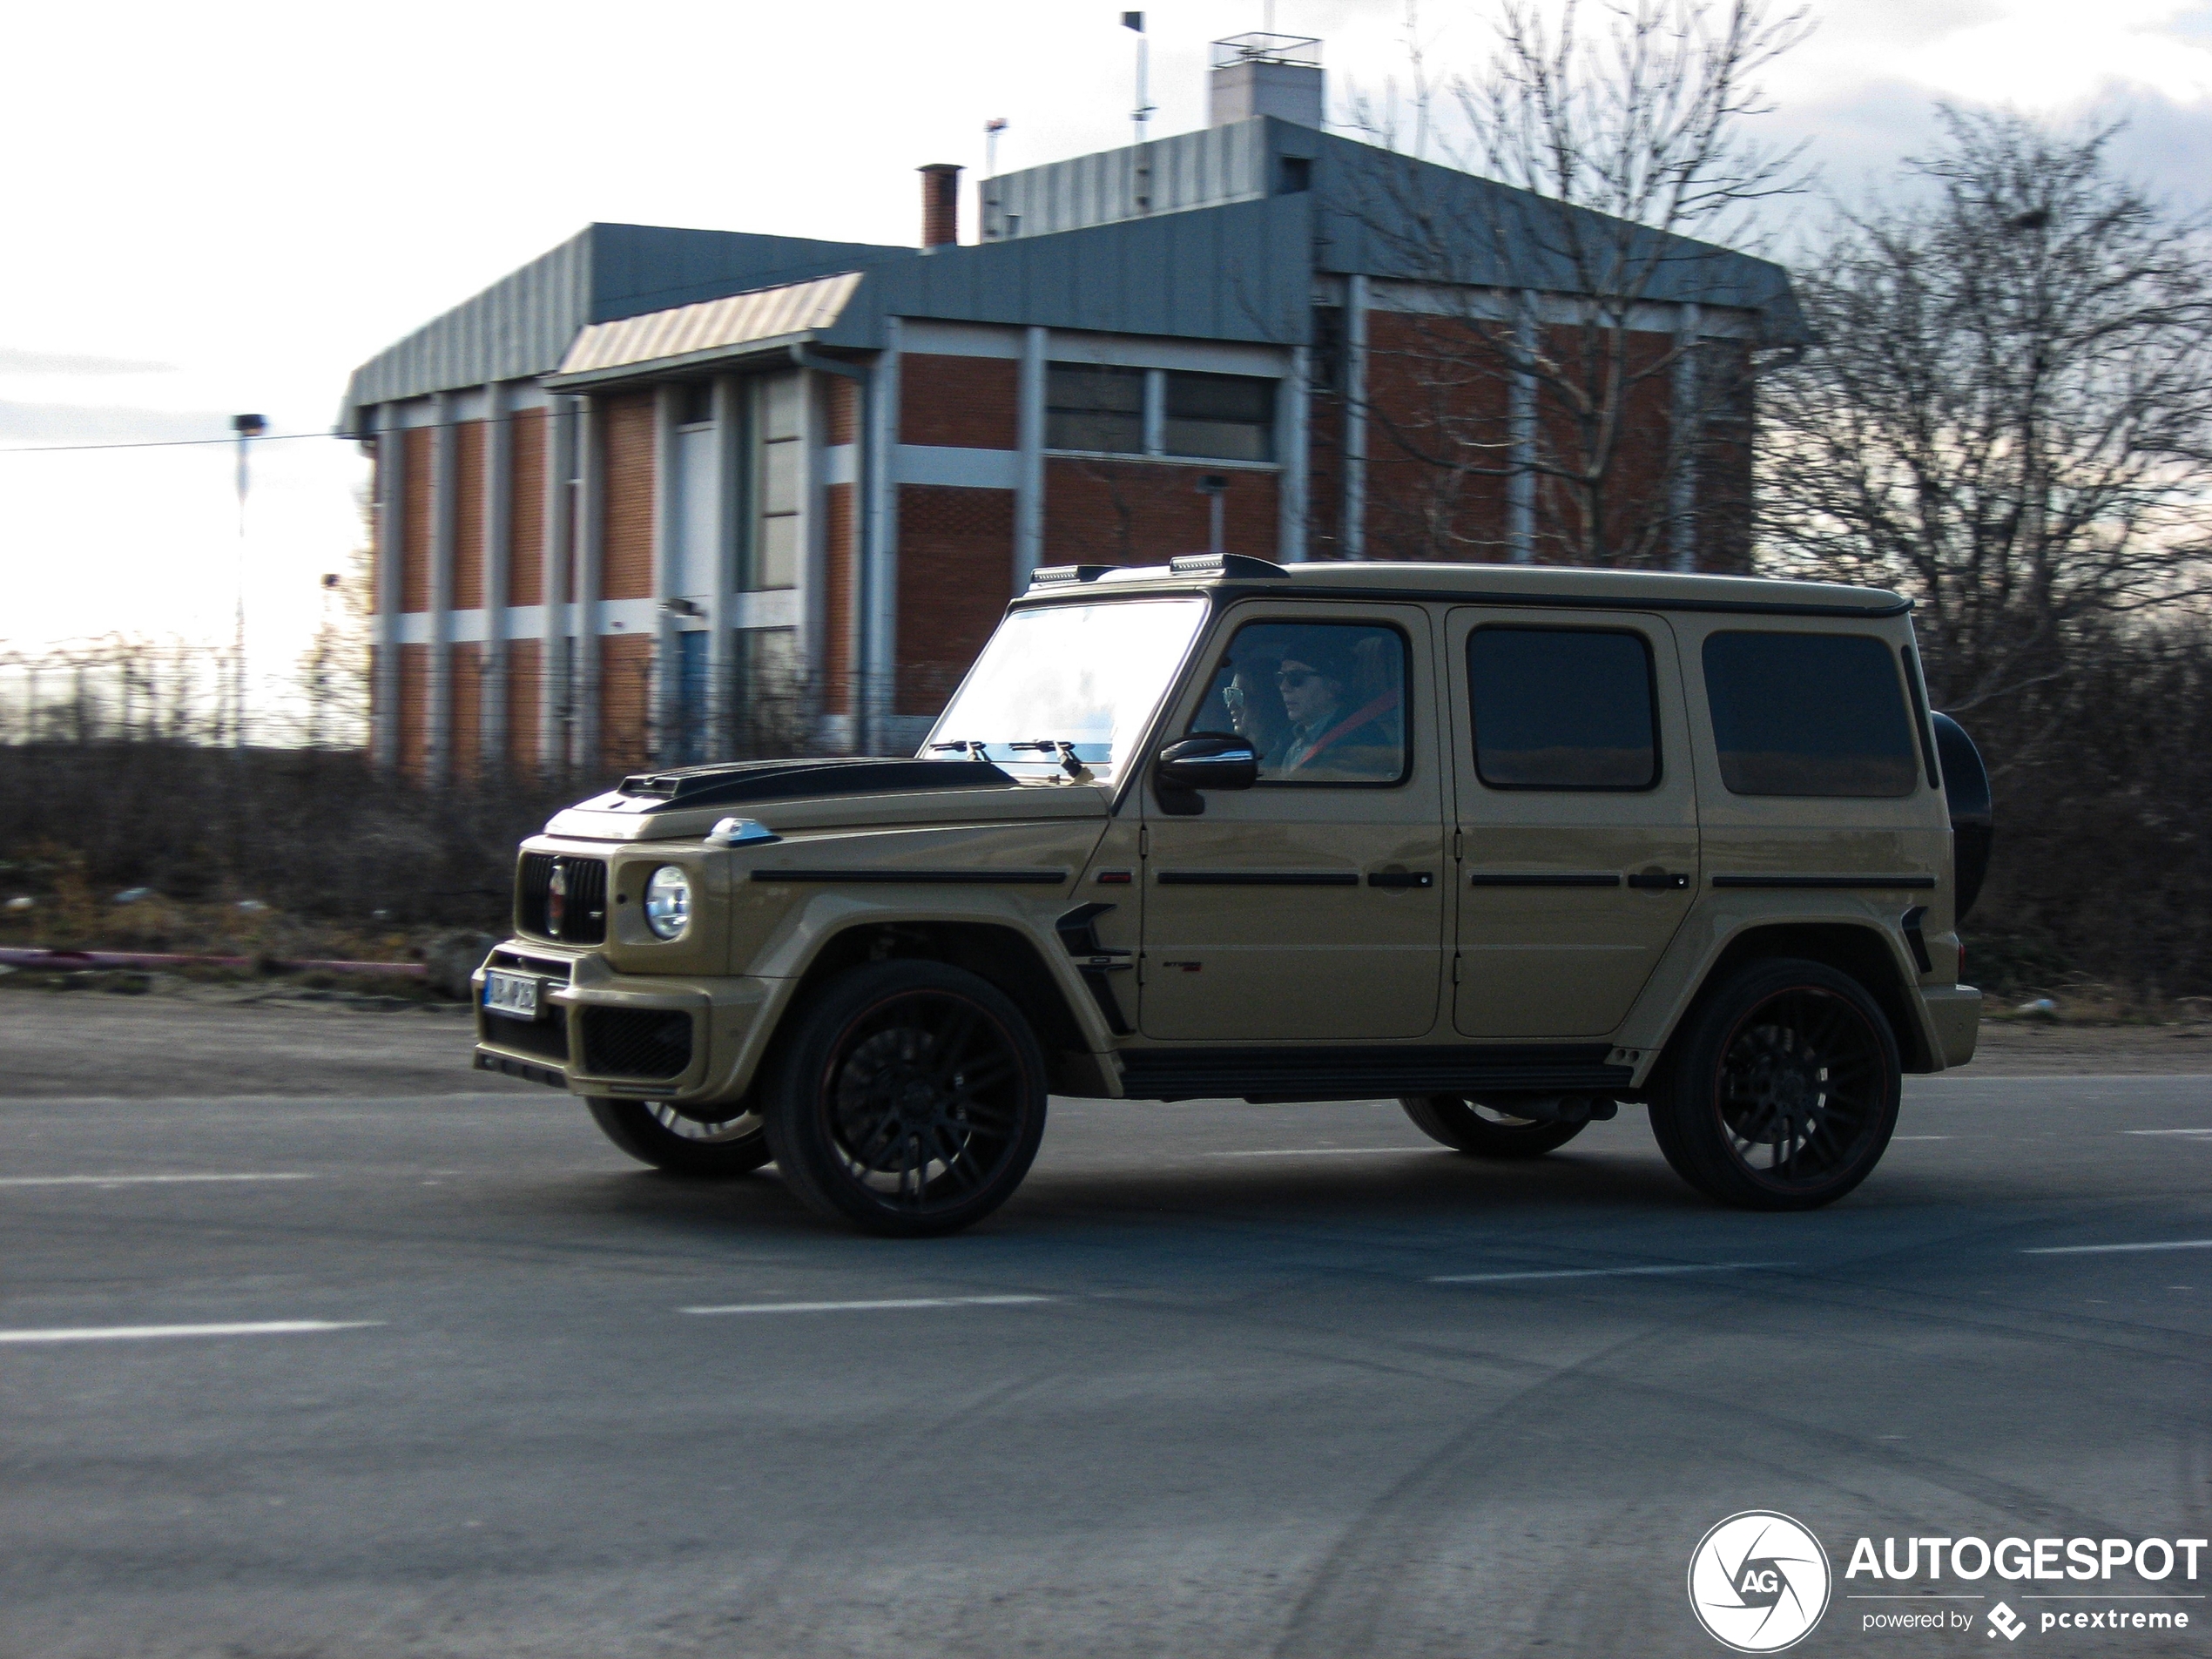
left=680, top=1295, right=1055, bottom=1317
left=2122, top=1128, right=2212, bottom=1136
left=1431, top=1261, right=1789, bottom=1285
left=1209, top=1147, right=1424, bottom=1158
left=1892, top=1135, right=1952, bottom=1141
left=2023, top=1239, right=2212, bottom=1256
left=0, top=1320, right=380, bottom=1345
left=0, top=1173, right=316, bottom=1188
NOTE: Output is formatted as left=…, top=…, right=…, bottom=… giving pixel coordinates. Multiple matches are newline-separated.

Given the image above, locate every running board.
left=1114, top=1045, right=1633, bottom=1103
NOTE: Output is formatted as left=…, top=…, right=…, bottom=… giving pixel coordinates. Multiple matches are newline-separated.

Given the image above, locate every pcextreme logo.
left=1689, top=1511, right=1834, bottom=1653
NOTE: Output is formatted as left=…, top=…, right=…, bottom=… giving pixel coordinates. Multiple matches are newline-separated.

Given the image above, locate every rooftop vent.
left=919, top=163, right=961, bottom=249
left=1208, top=33, right=1323, bottom=129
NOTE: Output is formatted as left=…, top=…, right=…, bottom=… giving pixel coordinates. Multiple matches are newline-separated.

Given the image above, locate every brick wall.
left=900, top=354, right=1018, bottom=449
left=1362, top=309, right=1514, bottom=562
left=451, top=420, right=486, bottom=611
left=449, top=643, right=482, bottom=781
left=401, top=428, right=432, bottom=612
left=396, top=644, right=428, bottom=779
left=822, top=482, right=855, bottom=715
left=825, top=377, right=858, bottom=447
left=895, top=486, right=1015, bottom=717
left=507, top=637, right=542, bottom=773
left=509, top=408, right=546, bottom=607
left=1042, top=460, right=1278, bottom=564
left=600, top=392, right=655, bottom=601
left=1693, top=339, right=1755, bottom=572
left=600, top=631, right=652, bottom=770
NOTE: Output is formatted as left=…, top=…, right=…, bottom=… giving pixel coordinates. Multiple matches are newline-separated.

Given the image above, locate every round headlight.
left=643, top=865, right=691, bottom=941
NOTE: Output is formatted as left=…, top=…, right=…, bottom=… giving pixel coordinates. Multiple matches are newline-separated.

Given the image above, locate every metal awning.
left=545, top=271, right=864, bottom=389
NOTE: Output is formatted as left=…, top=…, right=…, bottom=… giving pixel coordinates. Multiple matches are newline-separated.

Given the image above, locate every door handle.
left=1625, top=870, right=1690, bottom=890
left=1366, top=871, right=1434, bottom=888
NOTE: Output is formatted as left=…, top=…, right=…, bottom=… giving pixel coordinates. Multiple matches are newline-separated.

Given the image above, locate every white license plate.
left=483, top=969, right=542, bottom=1020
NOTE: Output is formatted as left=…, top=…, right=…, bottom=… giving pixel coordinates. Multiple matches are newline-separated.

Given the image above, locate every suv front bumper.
left=472, top=942, right=776, bottom=1105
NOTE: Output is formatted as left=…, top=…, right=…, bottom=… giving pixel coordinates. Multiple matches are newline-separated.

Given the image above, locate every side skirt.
left=1115, top=1044, right=1634, bottom=1103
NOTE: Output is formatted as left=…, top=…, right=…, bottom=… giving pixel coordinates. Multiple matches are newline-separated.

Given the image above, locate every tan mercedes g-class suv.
left=475, top=555, right=1990, bottom=1236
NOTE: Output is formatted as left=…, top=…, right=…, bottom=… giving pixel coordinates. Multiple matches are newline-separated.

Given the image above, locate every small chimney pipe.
left=919, top=163, right=962, bottom=250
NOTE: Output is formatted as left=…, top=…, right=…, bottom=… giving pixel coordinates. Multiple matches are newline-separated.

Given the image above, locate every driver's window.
left=1186, top=620, right=1410, bottom=785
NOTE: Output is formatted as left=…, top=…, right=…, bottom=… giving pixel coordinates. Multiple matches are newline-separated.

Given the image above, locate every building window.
left=678, top=381, right=714, bottom=427
left=1163, top=371, right=1275, bottom=462
left=1046, top=364, right=1145, bottom=454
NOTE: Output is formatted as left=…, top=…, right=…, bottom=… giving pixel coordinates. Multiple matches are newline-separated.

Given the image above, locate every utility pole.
left=231, top=413, right=265, bottom=751
left=1123, top=12, right=1154, bottom=142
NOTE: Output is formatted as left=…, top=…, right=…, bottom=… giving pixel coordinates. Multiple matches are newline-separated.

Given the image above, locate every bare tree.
left=1762, top=111, right=2212, bottom=728
left=1335, top=0, right=1811, bottom=566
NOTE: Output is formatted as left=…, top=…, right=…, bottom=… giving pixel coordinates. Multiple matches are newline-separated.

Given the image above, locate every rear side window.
left=1703, top=631, right=1918, bottom=797
left=1468, top=627, right=1658, bottom=789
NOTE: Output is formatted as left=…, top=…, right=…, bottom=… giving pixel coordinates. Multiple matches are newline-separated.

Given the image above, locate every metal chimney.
left=919, top=163, right=962, bottom=249
left=1208, top=33, right=1324, bottom=128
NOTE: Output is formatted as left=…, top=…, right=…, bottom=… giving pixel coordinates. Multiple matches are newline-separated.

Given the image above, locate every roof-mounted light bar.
left=1028, top=563, right=1116, bottom=586
left=1168, top=552, right=1291, bottom=579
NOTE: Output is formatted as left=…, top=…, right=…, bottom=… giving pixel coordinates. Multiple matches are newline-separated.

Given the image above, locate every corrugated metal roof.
left=982, top=119, right=1285, bottom=240
left=550, top=272, right=863, bottom=384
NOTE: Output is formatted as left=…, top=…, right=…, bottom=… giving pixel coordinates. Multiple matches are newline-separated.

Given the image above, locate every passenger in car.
left=1269, top=636, right=1402, bottom=781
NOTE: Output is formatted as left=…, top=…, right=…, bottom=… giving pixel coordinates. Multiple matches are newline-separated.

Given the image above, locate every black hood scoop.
left=610, top=757, right=1016, bottom=813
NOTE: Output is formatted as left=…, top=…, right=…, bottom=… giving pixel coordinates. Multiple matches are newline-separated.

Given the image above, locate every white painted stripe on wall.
left=894, top=444, right=1019, bottom=489
left=394, top=595, right=798, bottom=642
left=823, top=442, right=857, bottom=487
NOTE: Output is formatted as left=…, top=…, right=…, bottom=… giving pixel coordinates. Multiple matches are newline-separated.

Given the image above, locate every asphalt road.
left=3, top=999, right=2209, bottom=1657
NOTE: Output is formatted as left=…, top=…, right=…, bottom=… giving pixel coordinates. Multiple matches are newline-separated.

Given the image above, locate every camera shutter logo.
left=1688, top=1511, right=1832, bottom=1652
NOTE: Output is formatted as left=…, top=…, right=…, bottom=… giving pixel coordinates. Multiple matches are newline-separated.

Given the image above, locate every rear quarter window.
left=1703, top=631, right=1919, bottom=798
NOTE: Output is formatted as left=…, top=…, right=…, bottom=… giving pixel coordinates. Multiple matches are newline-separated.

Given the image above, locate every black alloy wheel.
left=1650, top=957, right=1901, bottom=1211
left=1400, top=1095, right=1588, bottom=1158
left=585, top=1096, right=772, bottom=1177
left=763, top=961, right=1048, bottom=1237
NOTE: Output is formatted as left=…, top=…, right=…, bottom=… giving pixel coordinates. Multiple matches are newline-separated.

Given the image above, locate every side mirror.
left=1156, top=732, right=1258, bottom=792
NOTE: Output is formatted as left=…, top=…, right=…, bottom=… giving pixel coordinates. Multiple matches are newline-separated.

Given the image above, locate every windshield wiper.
left=927, top=739, right=995, bottom=760
left=1008, top=739, right=1095, bottom=783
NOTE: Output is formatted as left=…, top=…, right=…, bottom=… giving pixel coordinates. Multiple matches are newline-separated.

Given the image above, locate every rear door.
left=1447, top=608, right=1701, bottom=1038
left=1140, top=602, right=1446, bottom=1042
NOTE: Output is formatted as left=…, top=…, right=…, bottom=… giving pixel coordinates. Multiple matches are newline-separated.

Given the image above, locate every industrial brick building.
left=339, top=35, right=1803, bottom=780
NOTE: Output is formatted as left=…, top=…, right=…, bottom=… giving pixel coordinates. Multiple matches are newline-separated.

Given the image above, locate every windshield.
left=921, top=597, right=1208, bottom=783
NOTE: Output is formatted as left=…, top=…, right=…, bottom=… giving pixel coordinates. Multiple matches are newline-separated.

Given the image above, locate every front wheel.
left=1649, top=957, right=1901, bottom=1210
left=1400, top=1096, right=1588, bottom=1158
left=586, top=1097, right=772, bottom=1178
left=762, top=961, right=1049, bottom=1237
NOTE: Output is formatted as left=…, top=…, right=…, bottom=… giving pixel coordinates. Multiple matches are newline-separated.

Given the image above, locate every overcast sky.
left=3, top=0, right=2209, bottom=707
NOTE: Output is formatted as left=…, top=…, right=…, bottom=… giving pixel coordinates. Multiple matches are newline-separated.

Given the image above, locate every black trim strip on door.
left=751, top=869, right=1069, bottom=885
left=1156, top=871, right=1361, bottom=887
left=1710, top=873, right=1936, bottom=890
left=1467, top=872, right=1623, bottom=887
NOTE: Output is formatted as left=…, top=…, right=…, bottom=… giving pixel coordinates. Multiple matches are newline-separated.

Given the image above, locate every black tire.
left=585, top=1096, right=772, bottom=1178
left=761, top=961, right=1048, bottom=1237
left=1400, top=1095, right=1588, bottom=1158
left=1649, top=957, right=1901, bottom=1211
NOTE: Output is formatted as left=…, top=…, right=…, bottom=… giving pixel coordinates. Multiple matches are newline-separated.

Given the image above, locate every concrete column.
left=710, top=374, right=744, bottom=758
left=1278, top=347, right=1310, bottom=562
left=370, top=402, right=401, bottom=772
left=865, top=320, right=902, bottom=752
left=1508, top=292, right=1539, bottom=563
left=537, top=396, right=574, bottom=776
left=427, top=390, right=457, bottom=785
left=1669, top=302, right=1703, bottom=573
left=481, top=381, right=511, bottom=774
left=1341, top=273, right=1368, bottom=560
left=572, top=396, right=603, bottom=775
left=650, top=383, right=682, bottom=764
left=1014, top=325, right=1047, bottom=584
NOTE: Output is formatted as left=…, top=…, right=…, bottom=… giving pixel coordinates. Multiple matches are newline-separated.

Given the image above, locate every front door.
left=1447, top=609, right=1701, bottom=1038
left=1141, top=604, right=1445, bottom=1042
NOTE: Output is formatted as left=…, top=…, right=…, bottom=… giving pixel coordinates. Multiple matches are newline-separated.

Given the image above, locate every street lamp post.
left=231, top=413, right=265, bottom=750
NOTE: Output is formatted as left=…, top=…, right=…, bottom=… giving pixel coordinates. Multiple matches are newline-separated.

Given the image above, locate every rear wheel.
left=762, top=961, right=1048, bottom=1237
left=1649, top=957, right=1901, bottom=1210
left=1400, top=1096, right=1588, bottom=1159
left=585, top=1097, right=772, bottom=1178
